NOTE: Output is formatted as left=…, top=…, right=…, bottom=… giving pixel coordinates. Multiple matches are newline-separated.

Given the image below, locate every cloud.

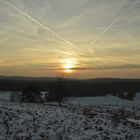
left=71, top=64, right=140, bottom=71
left=0, top=0, right=140, bottom=78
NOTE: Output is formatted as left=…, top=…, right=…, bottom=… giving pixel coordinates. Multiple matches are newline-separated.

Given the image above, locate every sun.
left=63, top=63, right=73, bottom=73
left=62, top=58, right=76, bottom=73
left=63, top=63, right=73, bottom=69
left=64, top=69, right=72, bottom=73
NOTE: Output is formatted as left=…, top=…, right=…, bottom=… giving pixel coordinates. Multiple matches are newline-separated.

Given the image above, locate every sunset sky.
left=0, top=0, right=140, bottom=78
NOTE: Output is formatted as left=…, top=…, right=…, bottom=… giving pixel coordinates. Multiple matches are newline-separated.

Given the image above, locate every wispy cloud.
left=2, top=0, right=78, bottom=51
left=90, top=0, right=140, bottom=47
left=71, top=64, right=140, bottom=71
left=0, top=0, right=140, bottom=78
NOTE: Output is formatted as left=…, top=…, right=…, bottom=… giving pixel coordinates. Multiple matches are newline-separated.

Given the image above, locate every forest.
left=0, top=77, right=140, bottom=99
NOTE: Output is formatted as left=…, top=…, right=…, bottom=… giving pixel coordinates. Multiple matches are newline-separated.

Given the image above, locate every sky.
left=0, top=0, right=140, bottom=78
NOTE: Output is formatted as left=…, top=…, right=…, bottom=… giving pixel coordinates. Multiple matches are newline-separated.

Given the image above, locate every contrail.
left=91, top=0, right=140, bottom=46
left=132, top=0, right=140, bottom=7
left=2, top=0, right=77, bottom=49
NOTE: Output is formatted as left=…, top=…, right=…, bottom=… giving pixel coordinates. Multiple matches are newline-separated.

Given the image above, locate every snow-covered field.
left=65, top=93, right=140, bottom=107
left=0, top=92, right=140, bottom=139
left=65, top=93, right=140, bottom=121
left=0, top=91, right=11, bottom=101
left=65, top=93, right=140, bottom=113
left=0, top=101, right=140, bottom=139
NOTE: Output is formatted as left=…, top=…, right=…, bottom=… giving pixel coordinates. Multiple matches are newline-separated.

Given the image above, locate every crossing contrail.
left=132, top=0, right=140, bottom=7
left=91, top=0, right=140, bottom=46
left=2, top=0, right=77, bottom=50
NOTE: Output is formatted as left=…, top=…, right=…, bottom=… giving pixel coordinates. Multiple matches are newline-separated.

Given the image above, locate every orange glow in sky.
left=63, top=63, right=73, bottom=73
left=64, top=69, right=72, bottom=73
left=0, top=0, right=140, bottom=78
left=62, top=59, right=75, bottom=73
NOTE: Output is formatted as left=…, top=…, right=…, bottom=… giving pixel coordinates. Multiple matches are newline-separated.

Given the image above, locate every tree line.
left=0, top=77, right=140, bottom=102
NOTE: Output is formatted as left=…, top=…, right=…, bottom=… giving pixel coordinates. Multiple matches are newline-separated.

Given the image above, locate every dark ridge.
left=0, top=76, right=140, bottom=97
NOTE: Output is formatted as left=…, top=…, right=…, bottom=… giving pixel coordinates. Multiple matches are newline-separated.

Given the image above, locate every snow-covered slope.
left=0, top=91, right=11, bottom=101
left=0, top=101, right=140, bottom=140
left=65, top=93, right=140, bottom=108
left=0, top=92, right=140, bottom=139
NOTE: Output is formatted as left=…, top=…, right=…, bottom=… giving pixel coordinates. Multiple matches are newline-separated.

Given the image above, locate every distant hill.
left=0, top=76, right=60, bottom=81
left=0, top=76, right=140, bottom=97
left=84, top=78, right=140, bottom=83
left=0, top=76, right=139, bottom=82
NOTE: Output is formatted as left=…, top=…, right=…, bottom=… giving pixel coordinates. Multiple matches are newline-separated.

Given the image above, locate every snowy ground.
left=0, top=100, right=140, bottom=140
left=65, top=93, right=140, bottom=108
left=0, top=91, right=11, bottom=101
left=0, top=92, right=140, bottom=139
